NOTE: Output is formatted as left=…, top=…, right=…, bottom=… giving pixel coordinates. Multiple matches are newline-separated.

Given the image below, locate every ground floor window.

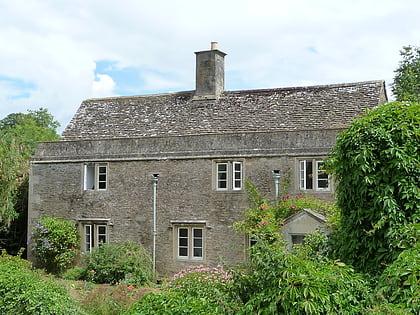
left=80, top=222, right=109, bottom=252
left=174, top=225, right=205, bottom=260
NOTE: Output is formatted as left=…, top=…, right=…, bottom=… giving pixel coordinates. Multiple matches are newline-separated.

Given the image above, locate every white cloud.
left=92, top=74, right=116, bottom=98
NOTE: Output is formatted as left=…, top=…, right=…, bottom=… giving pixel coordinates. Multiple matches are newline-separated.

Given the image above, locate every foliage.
left=83, top=240, right=153, bottom=286
left=125, top=291, right=225, bottom=314
left=0, top=250, right=85, bottom=315
left=233, top=181, right=337, bottom=244
left=0, top=108, right=59, bottom=232
left=126, top=264, right=240, bottom=314
left=375, top=240, right=420, bottom=314
left=62, top=266, right=87, bottom=281
left=391, top=45, right=420, bottom=102
left=325, top=101, right=420, bottom=274
left=31, top=216, right=80, bottom=273
left=0, top=132, right=30, bottom=229
left=232, top=240, right=374, bottom=315
left=167, top=264, right=241, bottom=313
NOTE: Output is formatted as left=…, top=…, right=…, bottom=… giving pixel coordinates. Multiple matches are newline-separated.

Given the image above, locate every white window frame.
left=79, top=220, right=110, bottom=253
left=215, top=161, right=243, bottom=191
left=83, top=163, right=108, bottom=191
left=298, top=159, right=330, bottom=191
left=175, top=225, right=205, bottom=261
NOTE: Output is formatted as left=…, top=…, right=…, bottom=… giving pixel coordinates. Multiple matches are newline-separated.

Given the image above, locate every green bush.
left=167, top=264, right=241, bottom=313
left=125, top=291, right=225, bottom=315
left=326, top=101, right=420, bottom=274
left=376, top=240, right=420, bottom=314
left=62, top=266, right=87, bottom=281
left=83, top=240, right=152, bottom=286
left=31, top=216, right=80, bottom=273
left=0, top=250, right=85, bottom=315
left=233, top=240, right=374, bottom=314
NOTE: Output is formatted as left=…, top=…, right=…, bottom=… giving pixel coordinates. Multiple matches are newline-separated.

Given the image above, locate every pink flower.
left=262, top=221, right=268, bottom=225
left=282, top=195, right=291, bottom=200
left=290, top=205, right=296, bottom=210
left=259, top=205, right=266, bottom=210
left=279, top=222, right=285, bottom=226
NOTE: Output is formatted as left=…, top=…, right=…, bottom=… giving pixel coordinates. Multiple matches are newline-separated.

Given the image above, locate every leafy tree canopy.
left=0, top=108, right=60, bottom=230
left=391, top=45, right=420, bottom=102
left=326, top=101, right=420, bottom=274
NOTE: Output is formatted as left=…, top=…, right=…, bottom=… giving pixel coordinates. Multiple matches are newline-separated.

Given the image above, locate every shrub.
left=126, top=264, right=241, bottom=314
left=375, top=240, right=420, bottom=314
left=168, top=264, right=241, bottom=313
left=232, top=240, right=374, bottom=314
left=62, top=266, right=86, bottom=281
left=31, top=216, right=80, bottom=273
left=125, top=291, right=226, bottom=315
left=83, top=240, right=152, bottom=286
left=326, top=101, right=420, bottom=274
left=0, top=250, right=85, bottom=314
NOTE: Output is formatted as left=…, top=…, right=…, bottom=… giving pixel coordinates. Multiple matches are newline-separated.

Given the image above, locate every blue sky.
left=0, top=0, right=419, bottom=133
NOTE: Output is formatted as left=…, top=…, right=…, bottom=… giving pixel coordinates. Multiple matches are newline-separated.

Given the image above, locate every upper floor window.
left=299, top=159, right=330, bottom=191
left=84, top=163, right=108, bottom=191
left=215, top=161, right=243, bottom=191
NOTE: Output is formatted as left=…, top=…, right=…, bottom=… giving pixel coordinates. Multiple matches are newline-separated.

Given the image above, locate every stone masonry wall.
left=28, top=129, right=339, bottom=276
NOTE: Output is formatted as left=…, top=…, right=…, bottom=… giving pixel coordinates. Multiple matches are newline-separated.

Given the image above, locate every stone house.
left=28, top=43, right=387, bottom=276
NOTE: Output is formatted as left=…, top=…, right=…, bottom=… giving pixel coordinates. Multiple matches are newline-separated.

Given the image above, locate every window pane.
left=233, top=162, right=242, bottom=189
left=85, top=225, right=92, bottom=252
left=179, top=238, right=188, bottom=246
left=179, top=228, right=188, bottom=237
left=217, top=163, right=228, bottom=189
left=98, top=226, right=106, bottom=234
left=306, top=161, right=313, bottom=189
left=316, top=161, right=329, bottom=189
left=217, top=164, right=227, bottom=172
left=193, top=248, right=202, bottom=257
left=193, top=229, right=202, bottom=237
left=85, top=165, right=95, bottom=190
left=194, top=238, right=202, bottom=247
left=179, top=247, right=188, bottom=257
left=97, top=165, right=107, bottom=190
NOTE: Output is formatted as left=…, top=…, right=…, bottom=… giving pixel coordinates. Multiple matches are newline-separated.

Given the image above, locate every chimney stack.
left=194, top=42, right=226, bottom=100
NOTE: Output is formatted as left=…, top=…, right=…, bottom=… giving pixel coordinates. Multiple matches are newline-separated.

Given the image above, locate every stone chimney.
left=193, top=42, right=226, bottom=100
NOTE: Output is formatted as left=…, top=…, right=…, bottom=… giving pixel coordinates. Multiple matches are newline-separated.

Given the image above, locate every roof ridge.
left=224, top=80, right=385, bottom=95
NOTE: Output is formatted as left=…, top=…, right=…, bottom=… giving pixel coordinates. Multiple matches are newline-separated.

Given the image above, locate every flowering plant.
left=233, top=180, right=338, bottom=245
left=31, top=217, right=79, bottom=273
left=167, top=264, right=240, bottom=312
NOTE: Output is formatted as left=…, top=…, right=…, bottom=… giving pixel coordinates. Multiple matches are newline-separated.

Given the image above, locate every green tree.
left=326, top=101, right=420, bottom=274
left=391, top=46, right=420, bottom=102
left=0, top=108, right=60, bottom=252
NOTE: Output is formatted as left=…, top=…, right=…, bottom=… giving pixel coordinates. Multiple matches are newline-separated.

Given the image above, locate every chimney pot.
left=211, top=42, right=218, bottom=50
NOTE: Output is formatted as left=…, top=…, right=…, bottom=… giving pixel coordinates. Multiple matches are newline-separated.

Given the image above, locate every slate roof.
left=62, top=80, right=387, bottom=141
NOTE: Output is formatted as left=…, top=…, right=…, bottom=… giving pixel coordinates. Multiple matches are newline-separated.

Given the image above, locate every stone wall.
left=28, top=129, right=339, bottom=276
